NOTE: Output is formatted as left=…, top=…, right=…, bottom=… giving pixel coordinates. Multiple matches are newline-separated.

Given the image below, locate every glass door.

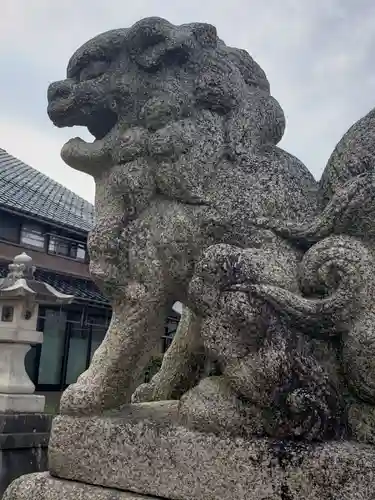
left=37, top=308, right=67, bottom=390
left=34, top=305, right=112, bottom=390
left=63, top=311, right=90, bottom=386
left=87, top=313, right=109, bottom=362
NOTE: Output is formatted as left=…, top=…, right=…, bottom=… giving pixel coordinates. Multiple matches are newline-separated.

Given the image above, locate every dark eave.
left=0, top=264, right=109, bottom=307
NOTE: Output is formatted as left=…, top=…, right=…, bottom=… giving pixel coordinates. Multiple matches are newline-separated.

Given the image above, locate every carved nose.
left=47, top=80, right=73, bottom=102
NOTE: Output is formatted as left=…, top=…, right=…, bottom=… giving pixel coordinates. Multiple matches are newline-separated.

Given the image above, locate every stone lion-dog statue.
left=47, top=17, right=375, bottom=442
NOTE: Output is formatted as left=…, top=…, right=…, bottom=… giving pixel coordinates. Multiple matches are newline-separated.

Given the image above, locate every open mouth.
left=48, top=102, right=118, bottom=142
left=47, top=102, right=120, bottom=171
left=84, top=108, right=118, bottom=141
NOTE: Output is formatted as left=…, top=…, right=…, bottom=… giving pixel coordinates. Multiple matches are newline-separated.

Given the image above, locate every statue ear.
left=130, top=20, right=218, bottom=70
left=191, top=23, right=218, bottom=48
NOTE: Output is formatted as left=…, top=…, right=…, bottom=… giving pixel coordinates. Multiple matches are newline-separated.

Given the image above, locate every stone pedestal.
left=0, top=325, right=45, bottom=413
left=4, top=473, right=156, bottom=500
left=0, top=413, right=52, bottom=496
left=4, top=401, right=375, bottom=500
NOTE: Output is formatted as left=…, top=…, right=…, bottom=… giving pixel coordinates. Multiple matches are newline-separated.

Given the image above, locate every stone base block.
left=0, top=393, right=45, bottom=412
left=45, top=401, right=375, bottom=500
left=0, top=413, right=52, bottom=496
left=3, top=473, right=158, bottom=500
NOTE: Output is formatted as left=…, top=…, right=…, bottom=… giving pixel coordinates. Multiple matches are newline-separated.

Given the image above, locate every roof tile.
left=0, top=149, right=95, bottom=233
left=0, top=264, right=109, bottom=305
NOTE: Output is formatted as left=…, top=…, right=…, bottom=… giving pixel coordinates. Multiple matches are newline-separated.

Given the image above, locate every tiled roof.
left=0, top=148, right=95, bottom=233
left=0, top=264, right=109, bottom=305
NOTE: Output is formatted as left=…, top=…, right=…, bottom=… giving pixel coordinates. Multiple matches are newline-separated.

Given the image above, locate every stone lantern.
left=0, top=252, right=74, bottom=412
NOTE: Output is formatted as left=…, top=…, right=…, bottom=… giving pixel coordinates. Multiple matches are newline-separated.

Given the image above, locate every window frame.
left=47, top=233, right=87, bottom=262
left=20, top=222, right=46, bottom=250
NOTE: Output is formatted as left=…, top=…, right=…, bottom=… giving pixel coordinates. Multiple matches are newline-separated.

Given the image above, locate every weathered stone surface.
left=319, top=107, right=375, bottom=207
left=0, top=413, right=51, bottom=496
left=3, top=473, right=159, bottom=500
left=48, top=403, right=282, bottom=499
left=284, top=441, right=375, bottom=499
left=45, top=16, right=324, bottom=427
left=44, top=15, right=375, bottom=446
left=41, top=404, right=375, bottom=500
left=6, top=18, right=375, bottom=499
left=5, top=436, right=375, bottom=500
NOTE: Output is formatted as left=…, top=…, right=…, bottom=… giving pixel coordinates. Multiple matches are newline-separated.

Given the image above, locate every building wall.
left=26, top=303, right=111, bottom=391
left=0, top=208, right=89, bottom=278
left=0, top=240, right=90, bottom=278
left=0, top=208, right=180, bottom=390
left=25, top=303, right=179, bottom=392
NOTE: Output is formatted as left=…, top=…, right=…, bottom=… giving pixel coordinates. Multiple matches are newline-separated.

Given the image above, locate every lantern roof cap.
left=0, top=253, right=74, bottom=304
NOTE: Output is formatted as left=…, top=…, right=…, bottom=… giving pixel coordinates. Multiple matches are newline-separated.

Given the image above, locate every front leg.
left=60, top=284, right=170, bottom=415
left=132, top=306, right=204, bottom=402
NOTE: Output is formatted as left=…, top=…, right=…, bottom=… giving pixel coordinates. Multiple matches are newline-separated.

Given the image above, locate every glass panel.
left=65, top=323, right=90, bottom=385
left=69, top=243, right=78, bottom=259
left=48, top=236, right=69, bottom=256
left=162, top=314, right=179, bottom=352
left=0, top=213, right=20, bottom=243
left=38, top=309, right=67, bottom=385
left=86, top=312, right=109, bottom=361
left=86, top=313, right=108, bottom=326
left=76, top=245, right=86, bottom=261
left=90, top=325, right=107, bottom=361
left=20, top=224, right=45, bottom=249
left=48, top=235, right=86, bottom=261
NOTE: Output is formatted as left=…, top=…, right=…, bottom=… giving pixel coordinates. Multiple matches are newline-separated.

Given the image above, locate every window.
left=48, top=236, right=69, bottom=257
left=87, top=314, right=110, bottom=361
left=76, top=245, right=86, bottom=261
left=161, top=315, right=179, bottom=352
left=48, top=235, right=86, bottom=261
left=20, top=223, right=45, bottom=249
left=65, top=319, right=90, bottom=385
left=0, top=213, right=21, bottom=243
left=1, top=306, right=14, bottom=322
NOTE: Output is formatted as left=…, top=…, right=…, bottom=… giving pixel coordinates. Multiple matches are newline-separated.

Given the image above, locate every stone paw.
left=131, top=382, right=158, bottom=403
left=59, top=383, right=106, bottom=416
left=131, top=380, right=173, bottom=403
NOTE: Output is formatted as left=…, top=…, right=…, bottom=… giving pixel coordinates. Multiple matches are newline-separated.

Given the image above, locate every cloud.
left=1, top=0, right=375, bottom=202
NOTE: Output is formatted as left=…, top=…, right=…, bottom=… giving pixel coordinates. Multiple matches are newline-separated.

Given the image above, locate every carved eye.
left=162, top=47, right=189, bottom=67
left=79, top=59, right=110, bottom=82
left=135, top=43, right=190, bottom=72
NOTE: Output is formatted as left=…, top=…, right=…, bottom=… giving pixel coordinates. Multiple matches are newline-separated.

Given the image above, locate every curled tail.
left=244, top=235, right=372, bottom=331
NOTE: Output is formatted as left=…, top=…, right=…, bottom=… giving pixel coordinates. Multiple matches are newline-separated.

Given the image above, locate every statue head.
left=47, top=17, right=285, bottom=178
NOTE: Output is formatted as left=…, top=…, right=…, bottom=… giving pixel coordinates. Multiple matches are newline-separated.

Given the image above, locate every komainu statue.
left=6, top=16, right=375, bottom=500
left=46, top=16, right=375, bottom=442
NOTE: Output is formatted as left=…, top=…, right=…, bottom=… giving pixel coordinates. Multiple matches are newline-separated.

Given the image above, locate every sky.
left=1, top=0, right=375, bottom=204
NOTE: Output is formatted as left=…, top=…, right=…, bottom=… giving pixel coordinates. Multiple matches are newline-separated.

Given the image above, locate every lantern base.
left=0, top=393, right=45, bottom=413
